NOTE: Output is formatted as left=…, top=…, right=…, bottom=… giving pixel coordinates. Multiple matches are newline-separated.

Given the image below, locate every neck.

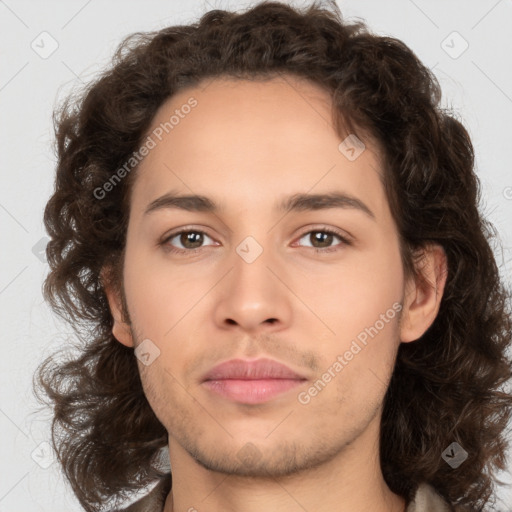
left=163, top=416, right=406, bottom=512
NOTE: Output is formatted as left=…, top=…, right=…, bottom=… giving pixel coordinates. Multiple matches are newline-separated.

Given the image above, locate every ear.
left=101, top=267, right=134, bottom=348
left=400, top=244, right=448, bottom=343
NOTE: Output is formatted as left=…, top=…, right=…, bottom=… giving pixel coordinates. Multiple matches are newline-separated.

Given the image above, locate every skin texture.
left=104, top=75, right=447, bottom=512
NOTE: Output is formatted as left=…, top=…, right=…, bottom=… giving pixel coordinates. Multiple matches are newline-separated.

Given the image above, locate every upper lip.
left=201, top=358, right=307, bottom=381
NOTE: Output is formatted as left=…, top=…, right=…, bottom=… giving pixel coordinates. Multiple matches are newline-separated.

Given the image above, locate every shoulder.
left=113, top=475, right=172, bottom=512
left=406, top=482, right=453, bottom=512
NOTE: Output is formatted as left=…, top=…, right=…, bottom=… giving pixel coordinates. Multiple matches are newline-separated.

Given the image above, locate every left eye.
left=296, top=229, right=349, bottom=251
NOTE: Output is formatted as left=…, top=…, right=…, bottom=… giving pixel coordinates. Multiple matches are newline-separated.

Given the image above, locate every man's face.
left=114, top=75, right=409, bottom=477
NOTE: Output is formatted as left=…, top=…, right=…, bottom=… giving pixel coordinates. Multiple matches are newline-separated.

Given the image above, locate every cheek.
left=294, top=241, right=404, bottom=346
left=297, top=241, right=403, bottom=405
left=138, top=358, right=200, bottom=435
left=300, top=312, right=400, bottom=428
left=123, top=243, right=216, bottom=340
left=123, top=245, right=207, bottom=382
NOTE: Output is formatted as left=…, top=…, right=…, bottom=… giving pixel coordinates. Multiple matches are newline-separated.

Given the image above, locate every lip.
left=201, top=358, right=307, bottom=404
left=202, top=358, right=306, bottom=381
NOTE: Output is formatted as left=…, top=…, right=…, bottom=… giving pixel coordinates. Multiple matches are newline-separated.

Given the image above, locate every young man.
left=35, top=1, right=512, bottom=511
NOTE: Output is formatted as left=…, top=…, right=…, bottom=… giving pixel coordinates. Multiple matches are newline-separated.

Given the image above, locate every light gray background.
left=1, top=0, right=511, bottom=510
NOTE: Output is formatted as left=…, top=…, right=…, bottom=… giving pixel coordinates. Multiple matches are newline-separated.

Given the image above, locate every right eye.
left=161, top=228, right=218, bottom=255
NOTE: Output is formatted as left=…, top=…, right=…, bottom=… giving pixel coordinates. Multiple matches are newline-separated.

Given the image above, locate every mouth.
left=201, top=358, right=308, bottom=404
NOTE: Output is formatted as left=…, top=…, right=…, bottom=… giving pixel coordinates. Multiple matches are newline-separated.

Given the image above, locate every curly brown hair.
left=34, top=1, right=512, bottom=511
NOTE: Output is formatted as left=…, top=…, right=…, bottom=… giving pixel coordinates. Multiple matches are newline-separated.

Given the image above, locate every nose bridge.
left=212, top=230, right=292, bottom=331
left=235, top=234, right=267, bottom=267
left=230, top=232, right=277, bottom=298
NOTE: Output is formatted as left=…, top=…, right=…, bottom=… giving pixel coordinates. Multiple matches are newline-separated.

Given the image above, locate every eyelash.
left=160, top=227, right=352, bottom=256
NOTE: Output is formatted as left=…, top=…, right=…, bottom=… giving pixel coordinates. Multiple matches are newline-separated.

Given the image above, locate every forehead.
left=130, top=75, right=385, bottom=217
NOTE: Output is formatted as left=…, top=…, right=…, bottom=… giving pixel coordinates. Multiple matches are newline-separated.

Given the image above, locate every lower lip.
left=202, top=378, right=306, bottom=404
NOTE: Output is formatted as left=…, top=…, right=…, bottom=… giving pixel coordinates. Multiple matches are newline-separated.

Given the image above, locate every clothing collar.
left=118, top=475, right=452, bottom=512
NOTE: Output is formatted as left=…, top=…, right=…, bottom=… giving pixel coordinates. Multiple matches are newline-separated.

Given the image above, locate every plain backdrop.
left=1, top=0, right=511, bottom=510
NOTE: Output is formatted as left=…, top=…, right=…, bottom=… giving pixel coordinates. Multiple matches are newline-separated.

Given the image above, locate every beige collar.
left=119, top=476, right=452, bottom=512
left=406, top=482, right=453, bottom=511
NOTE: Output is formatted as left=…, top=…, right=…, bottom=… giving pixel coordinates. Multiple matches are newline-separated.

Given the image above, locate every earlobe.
left=399, top=244, right=448, bottom=343
left=101, top=267, right=134, bottom=348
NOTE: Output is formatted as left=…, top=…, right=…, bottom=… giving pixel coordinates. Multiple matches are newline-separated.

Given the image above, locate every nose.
left=213, top=240, right=293, bottom=334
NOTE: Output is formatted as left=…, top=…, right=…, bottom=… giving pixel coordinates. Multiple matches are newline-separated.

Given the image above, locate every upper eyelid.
left=163, top=228, right=216, bottom=244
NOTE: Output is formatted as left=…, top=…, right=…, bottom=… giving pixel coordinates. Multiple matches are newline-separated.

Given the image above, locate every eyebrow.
left=144, top=191, right=375, bottom=220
